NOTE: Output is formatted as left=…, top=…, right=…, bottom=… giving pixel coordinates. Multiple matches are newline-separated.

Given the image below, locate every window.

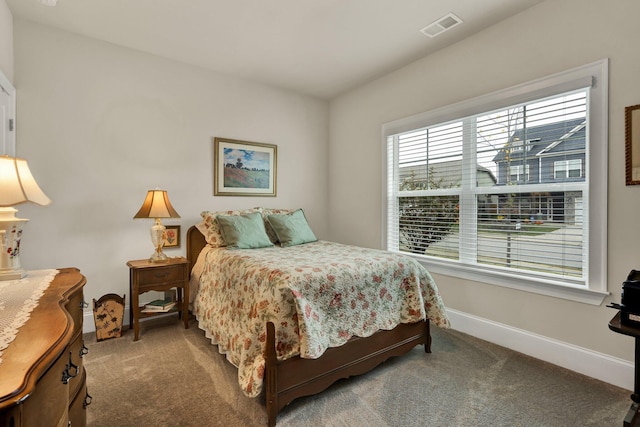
left=554, top=159, right=583, bottom=179
left=383, top=60, right=608, bottom=304
left=510, top=164, right=529, bottom=183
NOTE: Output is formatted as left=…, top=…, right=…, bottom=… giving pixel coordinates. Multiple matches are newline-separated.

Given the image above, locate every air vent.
left=420, top=13, right=463, bottom=38
left=37, top=0, right=58, bottom=6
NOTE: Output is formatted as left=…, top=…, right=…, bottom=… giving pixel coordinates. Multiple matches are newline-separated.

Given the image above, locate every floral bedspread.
left=191, top=240, right=449, bottom=397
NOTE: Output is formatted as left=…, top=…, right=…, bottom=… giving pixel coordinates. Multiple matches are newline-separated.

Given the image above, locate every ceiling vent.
left=37, top=0, right=58, bottom=6
left=420, top=13, right=462, bottom=38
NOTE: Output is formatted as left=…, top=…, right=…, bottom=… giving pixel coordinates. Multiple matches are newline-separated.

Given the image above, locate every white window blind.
left=384, top=60, right=608, bottom=304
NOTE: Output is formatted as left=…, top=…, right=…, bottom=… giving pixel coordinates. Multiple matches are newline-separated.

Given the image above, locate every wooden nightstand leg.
left=129, top=279, right=133, bottom=328
left=132, top=285, right=140, bottom=341
left=176, top=287, right=183, bottom=320
left=183, top=286, right=190, bottom=330
left=182, top=301, right=189, bottom=330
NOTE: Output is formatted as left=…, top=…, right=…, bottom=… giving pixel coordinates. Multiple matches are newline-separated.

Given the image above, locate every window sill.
left=413, top=256, right=609, bottom=306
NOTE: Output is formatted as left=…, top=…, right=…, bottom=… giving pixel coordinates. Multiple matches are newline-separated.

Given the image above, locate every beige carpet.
left=83, top=315, right=631, bottom=427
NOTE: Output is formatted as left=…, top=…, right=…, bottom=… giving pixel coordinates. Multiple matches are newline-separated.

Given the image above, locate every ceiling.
left=6, top=0, right=544, bottom=99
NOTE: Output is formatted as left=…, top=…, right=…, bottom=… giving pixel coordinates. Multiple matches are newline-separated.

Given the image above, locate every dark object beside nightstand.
left=609, top=312, right=640, bottom=427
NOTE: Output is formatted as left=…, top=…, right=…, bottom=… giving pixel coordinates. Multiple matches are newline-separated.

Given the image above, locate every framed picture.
left=213, top=137, right=277, bottom=196
left=163, top=225, right=180, bottom=248
left=626, top=104, right=640, bottom=185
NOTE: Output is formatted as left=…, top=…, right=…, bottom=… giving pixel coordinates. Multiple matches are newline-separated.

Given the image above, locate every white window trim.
left=382, top=59, right=608, bottom=305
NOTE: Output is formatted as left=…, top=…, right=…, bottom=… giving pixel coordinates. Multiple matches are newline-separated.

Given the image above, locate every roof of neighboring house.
left=492, top=118, right=586, bottom=162
left=399, top=160, right=497, bottom=188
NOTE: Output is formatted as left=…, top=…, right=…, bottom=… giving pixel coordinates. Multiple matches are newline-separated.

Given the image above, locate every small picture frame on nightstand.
left=164, top=225, right=180, bottom=248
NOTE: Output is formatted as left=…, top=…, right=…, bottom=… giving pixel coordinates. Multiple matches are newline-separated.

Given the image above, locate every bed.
left=186, top=208, right=449, bottom=426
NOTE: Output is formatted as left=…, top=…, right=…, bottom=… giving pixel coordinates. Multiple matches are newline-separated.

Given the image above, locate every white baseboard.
left=84, top=311, right=95, bottom=333
left=446, top=308, right=634, bottom=391
left=83, top=307, right=633, bottom=390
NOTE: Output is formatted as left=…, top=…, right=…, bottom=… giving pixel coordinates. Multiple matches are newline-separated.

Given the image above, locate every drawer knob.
left=80, top=342, right=89, bottom=357
left=154, top=271, right=170, bottom=279
left=83, top=390, right=93, bottom=408
left=61, top=351, right=79, bottom=384
left=61, top=369, right=71, bottom=384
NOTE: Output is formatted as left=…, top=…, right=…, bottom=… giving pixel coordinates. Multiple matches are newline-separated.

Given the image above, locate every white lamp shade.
left=0, top=156, right=51, bottom=207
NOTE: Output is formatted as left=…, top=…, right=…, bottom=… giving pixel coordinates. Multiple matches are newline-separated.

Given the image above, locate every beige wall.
left=329, top=0, right=639, bottom=362
left=0, top=0, right=13, bottom=80
left=13, top=19, right=329, bottom=310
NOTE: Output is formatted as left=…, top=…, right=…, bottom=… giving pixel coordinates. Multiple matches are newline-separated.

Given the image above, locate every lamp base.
left=149, top=250, right=169, bottom=263
left=0, top=207, right=28, bottom=281
left=0, top=268, right=26, bottom=281
left=148, top=218, right=169, bottom=263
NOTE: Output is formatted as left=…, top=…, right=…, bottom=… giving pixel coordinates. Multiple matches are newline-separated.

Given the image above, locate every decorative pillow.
left=216, top=211, right=274, bottom=249
left=261, top=207, right=295, bottom=243
left=196, top=208, right=261, bottom=247
left=266, top=209, right=317, bottom=247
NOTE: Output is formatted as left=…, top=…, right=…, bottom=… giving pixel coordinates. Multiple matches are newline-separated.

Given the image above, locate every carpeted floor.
left=83, top=315, right=631, bottom=427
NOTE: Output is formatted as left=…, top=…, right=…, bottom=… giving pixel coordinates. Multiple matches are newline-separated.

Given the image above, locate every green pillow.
left=216, top=211, right=274, bottom=249
left=267, top=209, right=317, bottom=247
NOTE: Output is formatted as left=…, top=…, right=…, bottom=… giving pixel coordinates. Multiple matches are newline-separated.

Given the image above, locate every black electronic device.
left=609, top=270, right=640, bottom=326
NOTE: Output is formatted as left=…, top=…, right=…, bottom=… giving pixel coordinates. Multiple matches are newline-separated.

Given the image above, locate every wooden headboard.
left=186, top=225, right=206, bottom=268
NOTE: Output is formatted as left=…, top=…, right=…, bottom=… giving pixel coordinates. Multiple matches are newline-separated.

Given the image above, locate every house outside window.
left=383, top=60, right=608, bottom=304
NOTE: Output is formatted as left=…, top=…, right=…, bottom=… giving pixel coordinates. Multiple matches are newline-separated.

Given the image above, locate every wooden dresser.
left=0, top=268, right=90, bottom=427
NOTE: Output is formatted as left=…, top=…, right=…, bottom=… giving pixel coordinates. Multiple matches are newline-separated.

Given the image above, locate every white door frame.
left=0, top=68, right=16, bottom=157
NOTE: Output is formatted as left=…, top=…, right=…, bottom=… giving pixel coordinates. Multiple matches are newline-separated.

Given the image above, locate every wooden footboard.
left=264, top=319, right=431, bottom=427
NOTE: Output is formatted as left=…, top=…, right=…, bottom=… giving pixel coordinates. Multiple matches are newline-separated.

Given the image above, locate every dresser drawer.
left=67, top=335, right=86, bottom=399
left=68, top=369, right=87, bottom=427
left=20, top=349, right=69, bottom=427
left=137, top=264, right=186, bottom=286
left=67, top=288, right=84, bottom=337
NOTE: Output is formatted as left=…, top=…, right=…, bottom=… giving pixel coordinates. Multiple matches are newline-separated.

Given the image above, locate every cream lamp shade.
left=133, top=189, right=180, bottom=263
left=0, top=155, right=52, bottom=280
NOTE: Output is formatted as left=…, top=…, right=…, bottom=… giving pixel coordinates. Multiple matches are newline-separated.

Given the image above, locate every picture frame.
left=213, top=137, right=277, bottom=196
left=163, top=225, right=181, bottom=248
left=626, top=104, right=640, bottom=185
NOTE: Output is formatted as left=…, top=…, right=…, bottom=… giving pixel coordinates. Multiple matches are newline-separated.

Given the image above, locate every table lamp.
left=0, top=155, right=52, bottom=280
left=133, top=189, right=180, bottom=263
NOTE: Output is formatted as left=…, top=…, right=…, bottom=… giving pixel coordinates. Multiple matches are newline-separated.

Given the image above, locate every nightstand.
left=127, top=257, right=189, bottom=341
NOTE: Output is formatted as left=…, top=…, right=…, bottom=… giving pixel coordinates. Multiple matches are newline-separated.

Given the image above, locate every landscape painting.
left=213, top=137, right=277, bottom=196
